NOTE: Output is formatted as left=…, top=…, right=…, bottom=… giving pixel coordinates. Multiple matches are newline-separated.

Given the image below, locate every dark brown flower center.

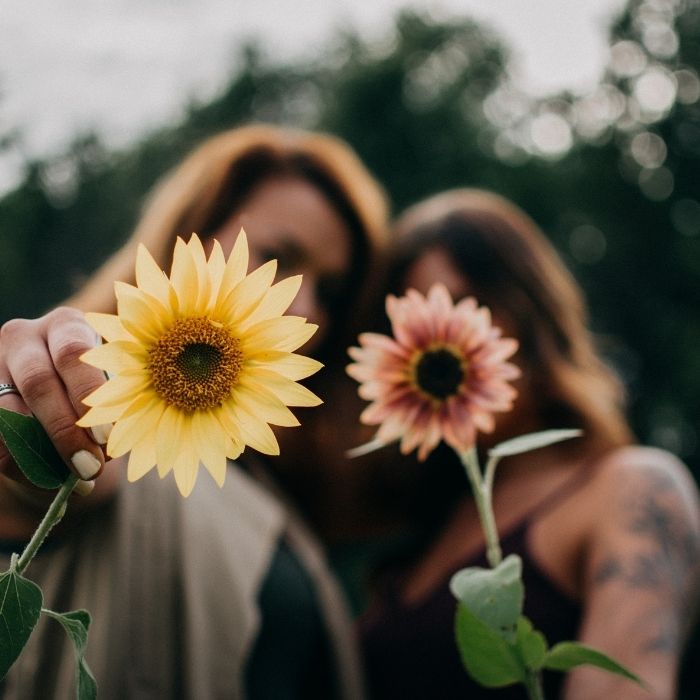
left=148, top=317, right=243, bottom=411
left=414, top=347, right=464, bottom=400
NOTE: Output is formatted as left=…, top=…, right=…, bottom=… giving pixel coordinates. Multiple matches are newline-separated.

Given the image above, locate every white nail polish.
left=90, top=423, right=112, bottom=445
left=73, top=479, right=95, bottom=497
left=71, top=450, right=101, bottom=480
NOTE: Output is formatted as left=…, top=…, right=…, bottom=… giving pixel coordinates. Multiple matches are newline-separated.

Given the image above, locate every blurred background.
left=1, top=0, right=698, bottom=692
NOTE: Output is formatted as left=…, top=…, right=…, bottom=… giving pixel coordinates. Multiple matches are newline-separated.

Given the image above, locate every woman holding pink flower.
left=354, top=189, right=699, bottom=699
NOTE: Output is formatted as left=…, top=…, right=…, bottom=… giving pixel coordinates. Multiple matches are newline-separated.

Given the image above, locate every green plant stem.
left=459, top=447, right=502, bottom=568
left=524, top=670, right=545, bottom=700
left=14, top=474, right=79, bottom=575
left=483, top=454, right=500, bottom=495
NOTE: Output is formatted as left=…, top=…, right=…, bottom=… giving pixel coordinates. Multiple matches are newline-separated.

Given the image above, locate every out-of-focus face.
left=403, top=244, right=534, bottom=443
left=402, top=246, right=470, bottom=301
left=403, top=244, right=515, bottom=338
left=212, top=176, right=353, bottom=353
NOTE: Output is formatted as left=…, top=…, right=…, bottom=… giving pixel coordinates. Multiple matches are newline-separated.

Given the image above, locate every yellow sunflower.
left=77, top=231, right=322, bottom=496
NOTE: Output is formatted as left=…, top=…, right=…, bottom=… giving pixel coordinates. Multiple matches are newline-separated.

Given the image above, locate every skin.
left=213, top=176, right=351, bottom=351
left=0, top=175, right=352, bottom=533
left=397, top=248, right=700, bottom=699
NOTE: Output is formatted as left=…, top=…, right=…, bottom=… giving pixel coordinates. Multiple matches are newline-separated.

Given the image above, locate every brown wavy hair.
left=389, top=188, right=633, bottom=452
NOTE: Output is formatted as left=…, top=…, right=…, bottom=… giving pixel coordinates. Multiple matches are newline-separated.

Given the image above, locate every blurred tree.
left=1, top=1, right=697, bottom=473
left=1, top=0, right=697, bottom=481
left=313, top=13, right=507, bottom=210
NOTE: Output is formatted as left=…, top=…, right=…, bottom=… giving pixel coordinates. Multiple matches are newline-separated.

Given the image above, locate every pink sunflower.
left=347, top=283, right=521, bottom=460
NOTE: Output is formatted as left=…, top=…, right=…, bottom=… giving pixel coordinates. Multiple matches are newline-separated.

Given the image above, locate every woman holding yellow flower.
left=355, top=189, right=699, bottom=699
left=0, top=124, right=388, bottom=698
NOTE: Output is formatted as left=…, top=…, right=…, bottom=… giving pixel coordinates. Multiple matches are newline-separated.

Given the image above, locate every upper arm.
left=564, top=448, right=700, bottom=700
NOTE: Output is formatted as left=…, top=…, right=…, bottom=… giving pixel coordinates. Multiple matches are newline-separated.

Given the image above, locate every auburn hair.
left=389, top=188, right=633, bottom=451
left=69, top=123, right=388, bottom=328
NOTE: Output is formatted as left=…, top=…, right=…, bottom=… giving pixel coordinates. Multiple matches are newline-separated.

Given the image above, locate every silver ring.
left=0, top=382, right=20, bottom=399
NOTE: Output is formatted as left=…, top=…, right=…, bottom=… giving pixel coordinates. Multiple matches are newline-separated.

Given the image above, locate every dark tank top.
left=360, top=469, right=592, bottom=700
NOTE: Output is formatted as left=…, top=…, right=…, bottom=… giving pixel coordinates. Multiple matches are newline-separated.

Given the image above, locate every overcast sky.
left=0, top=0, right=626, bottom=191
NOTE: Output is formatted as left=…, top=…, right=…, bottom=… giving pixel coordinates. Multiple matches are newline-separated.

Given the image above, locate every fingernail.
left=90, top=423, right=112, bottom=445
left=71, top=450, right=101, bottom=480
left=73, top=479, right=95, bottom=497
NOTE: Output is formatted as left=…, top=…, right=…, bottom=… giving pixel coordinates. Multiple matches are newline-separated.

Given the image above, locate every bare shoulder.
left=584, top=445, right=700, bottom=617
left=586, top=446, right=700, bottom=563
left=589, top=445, right=699, bottom=516
left=571, top=445, right=700, bottom=686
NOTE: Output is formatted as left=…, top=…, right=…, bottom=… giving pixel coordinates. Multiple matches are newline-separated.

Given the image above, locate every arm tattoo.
left=592, top=465, right=700, bottom=653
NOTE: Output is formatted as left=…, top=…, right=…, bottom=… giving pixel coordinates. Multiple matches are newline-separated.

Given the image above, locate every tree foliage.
left=4, top=1, right=697, bottom=477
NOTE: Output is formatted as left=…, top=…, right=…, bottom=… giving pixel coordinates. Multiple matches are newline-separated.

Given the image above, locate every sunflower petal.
left=78, top=404, right=124, bottom=426
left=171, top=435, right=200, bottom=497
left=217, top=229, right=249, bottom=305
left=80, top=340, right=146, bottom=375
left=135, top=244, right=171, bottom=306
left=245, top=369, right=322, bottom=407
left=207, top=239, right=226, bottom=303
left=79, top=371, right=151, bottom=410
left=106, top=395, right=163, bottom=458
left=127, top=438, right=158, bottom=482
left=234, top=380, right=301, bottom=427
left=115, top=282, right=172, bottom=344
left=156, top=406, right=185, bottom=477
left=169, top=237, right=201, bottom=316
left=191, top=411, right=228, bottom=487
left=247, top=350, right=323, bottom=381
left=85, top=312, right=132, bottom=343
left=241, top=316, right=318, bottom=353
left=231, top=404, right=280, bottom=456
left=239, top=275, right=302, bottom=328
left=217, top=259, right=277, bottom=323
left=186, top=233, right=212, bottom=315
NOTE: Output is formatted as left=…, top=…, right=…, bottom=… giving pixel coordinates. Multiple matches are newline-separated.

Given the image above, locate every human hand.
left=0, top=307, right=111, bottom=494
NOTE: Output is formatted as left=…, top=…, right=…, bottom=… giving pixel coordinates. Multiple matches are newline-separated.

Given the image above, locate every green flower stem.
left=459, top=447, right=502, bottom=568
left=14, top=474, right=79, bottom=575
left=483, top=454, right=500, bottom=496
left=524, top=670, right=545, bottom=700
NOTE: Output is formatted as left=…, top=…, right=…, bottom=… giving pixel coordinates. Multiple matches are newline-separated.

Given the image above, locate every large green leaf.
left=0, top=408, right=70, bottom=489
left=0, top=570, right=43, bottom=679
left=43, top=609, right=97, bottom=700
left=449, top=554, right=523, bottom=641
left=544, top=641, right=645, bottom=686
left=454, top=602, right=526, bottom=687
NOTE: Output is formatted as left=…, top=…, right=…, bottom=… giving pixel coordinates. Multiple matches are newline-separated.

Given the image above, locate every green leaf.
left=515, top=616, right=548, bottom=671
left=0, top=408, right=70, bottom=489
left=449, top=554, right=523, bottom=641
left=544, top=642, right=645, bottom=687
left=489, top=429, right=582, bottom=459
left=0, top=570, right=43, bottom=680
left=454, top=602, right=526, bottom=687
left=43, top=609, right=97, bottom=700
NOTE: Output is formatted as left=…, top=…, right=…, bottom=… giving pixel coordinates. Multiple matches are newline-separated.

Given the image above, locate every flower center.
left=414, top=347, right=465, bottom=400
left=148, top=317, right=243, bottom=411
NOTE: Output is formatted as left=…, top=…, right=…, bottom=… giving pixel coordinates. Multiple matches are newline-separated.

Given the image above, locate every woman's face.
left=211, top=176, right=353, bottom=353
left=402, top=246, right=470, bottom=301
left=402, top=244, right=530, bottom=439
